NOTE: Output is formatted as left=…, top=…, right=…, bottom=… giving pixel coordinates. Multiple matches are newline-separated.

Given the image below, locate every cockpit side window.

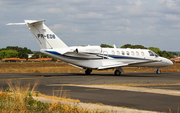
left=148, top=51, right=154, bottom=56
left=155, top=54, right=158, bottom=57
left=148, top=51, right=158, bottom=57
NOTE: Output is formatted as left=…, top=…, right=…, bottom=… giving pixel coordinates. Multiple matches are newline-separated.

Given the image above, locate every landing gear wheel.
left=114, top=70, right=121, bottom=76
left=156, top=69, right=161, bottom=74
left=85, top=69, right=92, bottom=75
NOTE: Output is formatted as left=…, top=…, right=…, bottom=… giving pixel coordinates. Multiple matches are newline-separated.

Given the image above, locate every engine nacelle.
left=75, top=46, right=102, bottom=54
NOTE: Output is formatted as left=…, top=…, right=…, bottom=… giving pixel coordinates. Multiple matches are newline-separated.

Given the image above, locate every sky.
left=0, top=0, right=180, bottom=51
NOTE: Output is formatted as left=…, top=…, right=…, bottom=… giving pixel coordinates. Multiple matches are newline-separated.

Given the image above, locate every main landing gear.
left=156, top=68, right=161, bottom=74
left=85, top=68, right=92, bottom=75
left=114, top=70, right=121, bottom=76
left=114, top=67, right=124, bottom=76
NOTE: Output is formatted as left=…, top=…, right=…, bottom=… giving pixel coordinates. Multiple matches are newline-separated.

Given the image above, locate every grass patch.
left=0, top=82, right=108, bottom=113
left=0, top=62, right=179, bottom=73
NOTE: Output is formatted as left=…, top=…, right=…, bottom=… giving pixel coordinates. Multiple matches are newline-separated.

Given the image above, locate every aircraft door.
left=103, top=51, right=108, bottom=59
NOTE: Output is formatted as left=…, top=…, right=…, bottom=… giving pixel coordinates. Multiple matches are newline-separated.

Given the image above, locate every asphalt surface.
left=0, top=72, right=180, bottom=112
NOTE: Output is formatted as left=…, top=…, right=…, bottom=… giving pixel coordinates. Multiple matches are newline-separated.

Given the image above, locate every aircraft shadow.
left=33, top=72, right=162, bottom=78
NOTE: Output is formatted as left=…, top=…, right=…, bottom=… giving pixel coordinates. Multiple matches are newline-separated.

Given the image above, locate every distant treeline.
left=101, top=44, right=175, bottom=59
left=0, top=46, right=53, bottom=60
left=0, top=46, right=33, bottom=59
left=0, top=44, right=177, bottom=60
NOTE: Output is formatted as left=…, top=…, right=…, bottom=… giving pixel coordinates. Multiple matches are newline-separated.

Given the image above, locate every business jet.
left=7, top=20, right=173, bottom=75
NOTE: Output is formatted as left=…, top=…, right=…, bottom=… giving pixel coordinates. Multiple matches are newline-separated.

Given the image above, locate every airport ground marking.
left=46, top=84, right=180, bottom=97
left=107, top=83, right=180, bottom=86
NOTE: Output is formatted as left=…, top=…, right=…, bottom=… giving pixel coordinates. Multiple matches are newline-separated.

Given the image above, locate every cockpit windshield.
left=148, top=51, right=158, bottom=57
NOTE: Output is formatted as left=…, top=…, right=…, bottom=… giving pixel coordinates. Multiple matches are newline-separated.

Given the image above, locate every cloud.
left=115, top=6, right=123, bottom=12
left=65, top=0, right=87, bottom=3
left=50, top=24, right=67, bottom=30
left=46, top=8, right=63, bottom=14
left=157, top=0, right=165, bottom=4
left=76, top=12, right=103, bottom=19
left=166, top=14, right=180, bottom=21
left=135, top=0, right=142, bottom=6
left=166, top=0, right=176, bottom=8
left=1, top=0, right=180, bottom=51
left=172, top=24, right=180, bottom=28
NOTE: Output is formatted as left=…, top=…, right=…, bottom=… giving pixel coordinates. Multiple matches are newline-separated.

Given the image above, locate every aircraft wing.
left=98, top=63, right=128, bottom=70
left=127, top=59, right=161, bottom=66
left=98, top=59, right=160, bottom=70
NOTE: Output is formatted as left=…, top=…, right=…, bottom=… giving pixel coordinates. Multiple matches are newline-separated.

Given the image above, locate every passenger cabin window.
left=141, top=52, right=144, bottom=56
left=112, top=51, right=115, bottom=55
left=122, top=51, right=125, bottom=55
left=126, top=51, right=129, bottom=55
left=117, top=51, right=120, bottom=55
left=136, top=51, right=139, bottom=56
left=131, top=51, right=134, bottom=56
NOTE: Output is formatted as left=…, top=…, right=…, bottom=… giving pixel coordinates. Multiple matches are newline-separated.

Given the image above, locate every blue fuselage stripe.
left=46, top=51, right=146, bottom=60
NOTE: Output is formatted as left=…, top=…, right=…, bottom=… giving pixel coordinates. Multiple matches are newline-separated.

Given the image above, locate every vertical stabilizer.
left=24, top=20, right=68, bottom=49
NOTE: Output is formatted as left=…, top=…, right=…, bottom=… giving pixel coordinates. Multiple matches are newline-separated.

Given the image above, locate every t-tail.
left=7, top=20, right=68, bottom=49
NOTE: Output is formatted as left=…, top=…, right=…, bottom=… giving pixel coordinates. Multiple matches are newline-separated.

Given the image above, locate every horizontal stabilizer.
left=25, top=20, right=45, bottom=25
left=7, top=20, right=45, bottom=26
left=6, top=23, right=25, bottom=25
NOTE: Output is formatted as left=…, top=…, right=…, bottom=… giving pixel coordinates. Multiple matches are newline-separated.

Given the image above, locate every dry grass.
left=0, top=82, right=108, bottom=113
left=0, top=82, right=38, bottom=112
left=0, top=63, right=79, bottom=73
left=0, top=62, right=179, bottom=73
left=122, top=63, right=180, bottom=73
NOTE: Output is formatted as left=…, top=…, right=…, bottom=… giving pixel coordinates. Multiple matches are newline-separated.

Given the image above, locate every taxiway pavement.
left=0, top=72, right=180, bottom=112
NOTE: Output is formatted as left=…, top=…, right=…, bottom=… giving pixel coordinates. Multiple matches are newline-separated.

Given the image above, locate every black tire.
left=156, top=69, right=161, bottom=74
left=114, top=70, right=121, bottom=76
left=85, top=69, right=92, bottom=75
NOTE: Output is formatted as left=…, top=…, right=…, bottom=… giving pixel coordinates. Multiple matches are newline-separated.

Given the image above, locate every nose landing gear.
left=156, top=68, right=161, bottom=74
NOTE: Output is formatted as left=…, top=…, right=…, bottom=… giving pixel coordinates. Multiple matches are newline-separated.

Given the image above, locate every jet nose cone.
left=161, top=57, right=173, bottom=66
left=168, top=60, right=173, bottom=66
left=165, top=58, right=173, bottom=66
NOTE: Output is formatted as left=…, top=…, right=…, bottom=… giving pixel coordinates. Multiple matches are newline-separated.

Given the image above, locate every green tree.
left=158, top=51, right=174, bottom=59
left=120, top=44, right=147, bottom=49
left=120, top=44, right=132, bottom=48
left=168, top=52, right=178, bottom=56
left=0, top=50, right=18, bottom=59
left=100, top=44, right=113, bottom=48
left=0, top=46, right=33, bottom=59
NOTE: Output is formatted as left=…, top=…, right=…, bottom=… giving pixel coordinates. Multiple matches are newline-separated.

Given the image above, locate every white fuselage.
left=40, top=46, right=173, bottom=70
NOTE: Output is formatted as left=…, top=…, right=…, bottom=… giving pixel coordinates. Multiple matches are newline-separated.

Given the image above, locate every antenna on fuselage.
left=113, top=44, right=117, bottom=49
